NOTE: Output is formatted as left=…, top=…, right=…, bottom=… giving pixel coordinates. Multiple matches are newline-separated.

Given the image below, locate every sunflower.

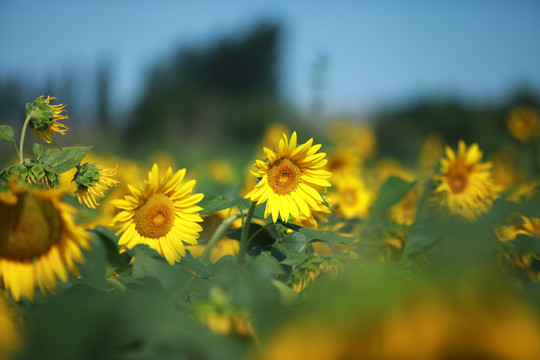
left=73, top=163, right=119, bottom=209
left=110, top=164, right=204, bottom=265
left=28, top=95, right=69, bottom=143
left=328, top=174, right=374, bottom=220
left=507, top=107, right=540, bottom=142
left=0, top=295, right=20, bottom=359
left=246, top=132, right=331, bottom=223
left=433, top=141, right=498, bottom=220
left=0, top=182, right=91, bottom=301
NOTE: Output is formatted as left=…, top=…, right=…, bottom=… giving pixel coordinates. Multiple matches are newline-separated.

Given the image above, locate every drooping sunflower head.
left=433, top=140, right=498, bottom=220
left=0, top=182, right=91, bottom=301
left=26, top=95, right=69, bottom=143
left=110, top=164, right=204, bottom=265
left=245, top=132, right=332, bottom=223
left=73, top=163, right=119, bottom=209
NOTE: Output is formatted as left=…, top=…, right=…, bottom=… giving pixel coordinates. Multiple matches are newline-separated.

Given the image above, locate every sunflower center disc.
left=447, top=164, right=469, bottom=194
left=343, top=189, right=357, bottom=205
left=268, top=158, right=301, bottom=195
left=135, top=193, right=175, bottom=238
left=0, top=193, right=61, bottom=259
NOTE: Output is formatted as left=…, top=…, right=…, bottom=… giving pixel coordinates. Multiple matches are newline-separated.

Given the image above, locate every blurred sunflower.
left=27, top=95, right=69, bottom=143
left=388, top=186, right=419, bottom=226
left=0, top=295, right=21, bottom=360
left=246, top=132, right=331, bottom=223
left=328, top=175, right=374, bottom=220
left=433, top=141, right=498, bottom=220
left=507, top=107, right=540, bottom=142
left=110, top=164, right=204, bottom=265
left=73, top=163, right=119, bottom=209
left=0, top=182, right=90, bottom=301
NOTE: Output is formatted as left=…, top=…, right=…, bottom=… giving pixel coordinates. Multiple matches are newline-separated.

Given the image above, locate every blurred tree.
left=127, top=22, right=283, bottom=153
left=96, top=60, right=111, bottom=127
left=374, top=88, right=540, bottom=163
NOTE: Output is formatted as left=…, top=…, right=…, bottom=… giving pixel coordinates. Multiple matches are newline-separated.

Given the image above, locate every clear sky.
left=1, top=0, right=540, bottom=116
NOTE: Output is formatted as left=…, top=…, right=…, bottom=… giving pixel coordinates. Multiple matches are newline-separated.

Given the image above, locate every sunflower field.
left=1, top=95, right=540, bottom=360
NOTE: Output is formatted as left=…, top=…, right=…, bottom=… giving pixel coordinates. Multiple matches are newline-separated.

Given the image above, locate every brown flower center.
left=134, top=193, right=175, bottom=238
left=447, top=163, right=469, bottom=194
left=267, top=158, right=301, bottom=195
left=0, top=193, right=62, bottom=259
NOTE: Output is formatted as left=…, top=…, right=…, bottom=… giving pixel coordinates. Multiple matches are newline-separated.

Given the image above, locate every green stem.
left=106, top=277, right=127, bottom=294
left=237, top=201, right=256, bottom=265
left=201, top=213, right=242, bottom=264
left=19, top=115, right=32, bottom=164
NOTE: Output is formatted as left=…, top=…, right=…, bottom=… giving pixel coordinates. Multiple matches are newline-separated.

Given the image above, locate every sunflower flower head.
left=433, top=140, right=498, bottom=220
left=0, top=182, right=91, bottom=301
left=26, top=95, right=69, bottom=143
left=245, top=132, right=332, bottom=223
left=110, top=164, right=204, bottom=265
left=507, top=107, right=540, bottom=142
left=73, top=163, right=119, bottom=209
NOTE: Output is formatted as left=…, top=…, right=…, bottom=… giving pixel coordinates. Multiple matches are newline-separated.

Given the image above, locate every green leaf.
left=40, top=146, right=92, bottom=174
left=400, top=218, right=444, bottom=261
left=271, top=279, right=298, bottom=305
left=199, top=194, right=240, bottom=215
left=32, top=143, right=46, bottom=159
left=0, top=125, right=15, bottom=144
left=78, top=234, right=108, bottom=290
left=299, top=227, right=355, bottom=244
left=371, top=176, right=416, bottom=216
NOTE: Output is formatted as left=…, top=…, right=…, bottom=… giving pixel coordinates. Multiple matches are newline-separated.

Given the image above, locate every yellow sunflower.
left=328, top=174, right=374, bottom=220
left=28, top=95, right=69, bottom=143
left=0, top=182, right=91, bottom=301
left=246, top=132, right=331, bottom=223
left=110, top=164, right=204, bottom=265
left=507, top=107, right=540, bottom=142
left=0, top=295, right=20, bottom=359
left=73, top=163, right=119, bottom=209
left=433, top=140, right=498, bottom=220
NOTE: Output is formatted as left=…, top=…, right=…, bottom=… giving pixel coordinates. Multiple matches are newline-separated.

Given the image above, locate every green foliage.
left=39, top=146, right=92, bottom=174
left=0, top=125, right=15, bottom=144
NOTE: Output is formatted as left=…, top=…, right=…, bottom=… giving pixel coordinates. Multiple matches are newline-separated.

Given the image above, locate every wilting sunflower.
left=0, top=182, right=91, bottom=301
left=27, top=95, right=69, bottom=143
left=433, top=141, right=498, bottom=220
left=110, top=164, right=204, bottom=265
left=246, top=132, right=331, bottom=223
left=73, top=163, right=119, bottom=209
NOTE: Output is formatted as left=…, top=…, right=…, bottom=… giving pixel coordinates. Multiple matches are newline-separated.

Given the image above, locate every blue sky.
left=1, top=1, right=540, bottom=116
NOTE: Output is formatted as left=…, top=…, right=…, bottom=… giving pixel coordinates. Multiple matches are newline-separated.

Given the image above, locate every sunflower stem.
left=19, top=114, right=32, bottom=164
left=237, top=201, right=256, bottom=265
left=106, top=277, right=126, bottom=294
left=201, top=212, right=242, bottom=265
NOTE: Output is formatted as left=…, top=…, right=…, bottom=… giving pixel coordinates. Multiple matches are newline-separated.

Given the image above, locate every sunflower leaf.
left=40, top=146, right=92, bottom=174
left=199, top=194, right=241, bottom=215
left=298, top=228, right=355, bottom=245
left=32, top=143, right=46, bottom=159
left=371, top=176, right=416, bottom=216
left=0, top=125, right=15, bottom=144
